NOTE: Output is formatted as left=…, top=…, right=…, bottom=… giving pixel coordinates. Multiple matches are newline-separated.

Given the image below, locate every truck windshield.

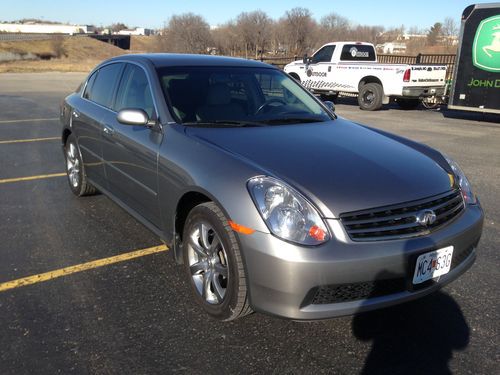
left=156, top=66, right=333, bottom=126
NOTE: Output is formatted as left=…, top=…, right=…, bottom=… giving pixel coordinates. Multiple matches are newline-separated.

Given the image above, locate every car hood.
left=185, top=119, right=452, bottom=217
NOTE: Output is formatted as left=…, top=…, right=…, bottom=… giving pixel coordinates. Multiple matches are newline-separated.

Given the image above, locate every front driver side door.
left=304, top=45, right=336, bottom=90
left=101, top=63, right=163, bottom=228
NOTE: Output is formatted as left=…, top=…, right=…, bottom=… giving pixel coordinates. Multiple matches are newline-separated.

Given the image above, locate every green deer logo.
left=472, top=15, right=500, bottom=72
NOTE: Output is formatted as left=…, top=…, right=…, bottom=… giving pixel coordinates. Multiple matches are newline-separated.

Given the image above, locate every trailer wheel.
left=358, top=83, right=383, bottom=111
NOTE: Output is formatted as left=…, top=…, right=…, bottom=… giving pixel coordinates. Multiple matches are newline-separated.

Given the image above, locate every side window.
left=340, top=44, right=376, bottom=61
left=88, top=63, right=123, bottom=108
left=83, top=71, right=98, bottom=100
left=311, top=45, right=335, bottom=64
left=115, top=64, right=155, bottom=118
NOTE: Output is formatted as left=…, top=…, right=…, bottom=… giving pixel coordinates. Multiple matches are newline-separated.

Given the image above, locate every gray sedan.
left=60, top=54, right=483, bottom=321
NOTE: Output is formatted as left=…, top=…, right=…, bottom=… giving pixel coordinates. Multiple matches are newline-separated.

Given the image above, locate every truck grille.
left=340, top=190, right=464, bottom=241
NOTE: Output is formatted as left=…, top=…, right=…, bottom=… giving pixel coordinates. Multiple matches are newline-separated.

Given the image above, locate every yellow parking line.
left=0, top=172, right=66, bottom=184
left=0, top=244, right=168, bottom=292
left=0, top=117, right=59, bottom=124
left=0, top=137, right=59, bottom=144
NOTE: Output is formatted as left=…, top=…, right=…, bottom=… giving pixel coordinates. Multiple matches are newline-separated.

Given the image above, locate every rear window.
left=340, top=44, right=376, bottom=62
left=88, top=63, right=123, bottom=108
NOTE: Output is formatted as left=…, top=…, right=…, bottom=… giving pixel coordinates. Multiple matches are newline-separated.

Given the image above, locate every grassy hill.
left=0, top=36, right=129, bottom=73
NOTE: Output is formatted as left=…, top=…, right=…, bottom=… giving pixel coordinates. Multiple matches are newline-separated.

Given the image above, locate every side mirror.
left=302, top=54, right=308, bottom=64
left=323, top=100, right=335, bottom=113
left=117, top=108, right=150, bottom=126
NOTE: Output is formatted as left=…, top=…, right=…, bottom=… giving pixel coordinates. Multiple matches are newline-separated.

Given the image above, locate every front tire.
left=182, top=202, right=252, bottom=321
left=64, top=134, right=97, bottom=196
left=358, top=82, right=383, bottom=111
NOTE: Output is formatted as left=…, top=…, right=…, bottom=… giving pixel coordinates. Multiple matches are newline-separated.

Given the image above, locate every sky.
left=0, top=0, right=490, bottom=30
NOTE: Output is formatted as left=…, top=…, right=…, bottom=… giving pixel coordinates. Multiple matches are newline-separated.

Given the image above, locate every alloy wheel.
left=187, top=222, right=229, bottom=304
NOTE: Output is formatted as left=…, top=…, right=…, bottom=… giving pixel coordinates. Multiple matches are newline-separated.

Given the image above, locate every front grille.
left=340, top=190, right=464, bottom=241
left=310, top=278, right=406, bottom=304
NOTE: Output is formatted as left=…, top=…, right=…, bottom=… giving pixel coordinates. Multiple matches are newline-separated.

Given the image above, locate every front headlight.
left=444, top=155, right=477, bottom=204
left=247, top=176, right=330, bottom=245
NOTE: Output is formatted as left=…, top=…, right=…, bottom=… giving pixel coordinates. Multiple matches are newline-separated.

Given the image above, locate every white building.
left=376, top=42, right=407, bottom=54
left=116, top=27, right=152, bottom=36
left=0, top=23, right=94, bottom=35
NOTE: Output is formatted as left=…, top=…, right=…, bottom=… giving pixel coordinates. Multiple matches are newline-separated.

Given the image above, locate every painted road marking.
left=0, top=172, right=66, bottom=184
left=0, top=137, right=59, bottom=144
left=0, top=117, right=59, bottom=124
left=0, top=244, right=168, bottom=292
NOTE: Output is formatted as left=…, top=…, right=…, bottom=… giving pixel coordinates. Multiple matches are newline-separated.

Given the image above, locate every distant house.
left=376, top=42, right=407, bottom=54
left=0, top=22, right=95, bottom=35
left=116, top=27, right=152, bottom=36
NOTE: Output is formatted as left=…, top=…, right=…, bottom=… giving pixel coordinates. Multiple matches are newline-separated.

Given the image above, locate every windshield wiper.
left=183, top=120, right=266, bottom=127
left=259, top=116, right=328, bottom=125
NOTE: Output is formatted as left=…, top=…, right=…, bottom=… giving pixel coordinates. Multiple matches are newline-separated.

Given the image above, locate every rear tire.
left=396, top=98, right=420, bottom=110
left=64, top=134, right=97, bottom=196
left=358, top=83, right=383, bottom=111
left=182, top=202, right=253, bottom=321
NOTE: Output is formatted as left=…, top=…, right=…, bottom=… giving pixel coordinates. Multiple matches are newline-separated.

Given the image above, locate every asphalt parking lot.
left=0, top=72, right=498, bottom=374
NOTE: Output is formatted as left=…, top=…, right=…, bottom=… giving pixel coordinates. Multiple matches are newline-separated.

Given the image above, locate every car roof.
left=105, top=53, right=277, bottom=69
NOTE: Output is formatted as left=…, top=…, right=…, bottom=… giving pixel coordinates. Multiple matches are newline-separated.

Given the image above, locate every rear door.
left=101, top=63, right=162, bottom=227
left=75, top=63, right=123, bottom=188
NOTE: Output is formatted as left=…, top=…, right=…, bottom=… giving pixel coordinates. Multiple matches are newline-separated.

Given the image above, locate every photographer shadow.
left=352, top=270, right=469, bottom=375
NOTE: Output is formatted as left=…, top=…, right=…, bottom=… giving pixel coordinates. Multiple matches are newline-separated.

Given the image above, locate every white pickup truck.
left=284, top=42, right=448, bottom=110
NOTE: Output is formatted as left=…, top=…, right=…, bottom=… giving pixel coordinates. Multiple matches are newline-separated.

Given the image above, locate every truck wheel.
left=397, top=98, right=420, bottom=110
left=358, top=83, right=383, bottom=111
left=183, top=202, right=253, bottom=321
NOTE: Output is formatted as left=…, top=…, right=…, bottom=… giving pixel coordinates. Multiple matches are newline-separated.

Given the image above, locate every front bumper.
left=401, top=86, right=446, bottom=98
left=239, top=204, right=483, bottom=320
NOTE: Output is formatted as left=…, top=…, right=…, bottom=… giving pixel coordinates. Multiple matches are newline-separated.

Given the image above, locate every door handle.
left=103, top=124, right=115, bottom=136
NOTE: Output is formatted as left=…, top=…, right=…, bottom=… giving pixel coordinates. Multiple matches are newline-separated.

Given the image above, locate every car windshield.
left=156, top=66, right=333, bottom=126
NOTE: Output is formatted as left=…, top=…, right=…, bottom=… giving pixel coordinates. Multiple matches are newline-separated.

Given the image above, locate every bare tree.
left=211, top=22, right=240, bottom=56
left=442, top=17, right=458, bottom=37
left=442, top=17, right=459, bottom=51
left=282, top=7, right=317, bottom=55
left=318, top=12, right=350, bottom=44
left=161, top=13, right=213, bottom=53
left=235, top=11, right=272, bottom=59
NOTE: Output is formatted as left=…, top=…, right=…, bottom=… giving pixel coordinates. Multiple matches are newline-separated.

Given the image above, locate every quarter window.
left=83, top=71, right=98, bottom=100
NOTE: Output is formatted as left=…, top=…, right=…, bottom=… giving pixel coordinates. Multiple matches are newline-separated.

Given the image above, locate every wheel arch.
left=288, top=72, right=301, bottom=82
left=62, top=127, right=72, bottom=147
left=358, top=76, right=383, bottom=91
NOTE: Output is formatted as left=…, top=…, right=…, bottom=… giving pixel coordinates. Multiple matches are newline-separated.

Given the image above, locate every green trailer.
left=449, top=2, right=500, bottom=114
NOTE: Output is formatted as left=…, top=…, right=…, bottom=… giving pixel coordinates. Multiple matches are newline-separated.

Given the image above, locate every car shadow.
left=351, top=271, right=469, bottom=375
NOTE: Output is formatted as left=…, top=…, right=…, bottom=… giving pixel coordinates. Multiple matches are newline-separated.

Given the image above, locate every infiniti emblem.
left=415, top=209, right=437, bottom=226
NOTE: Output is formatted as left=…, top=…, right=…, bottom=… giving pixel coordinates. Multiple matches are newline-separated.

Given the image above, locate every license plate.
left=412, top=246, right=454, bottom=285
